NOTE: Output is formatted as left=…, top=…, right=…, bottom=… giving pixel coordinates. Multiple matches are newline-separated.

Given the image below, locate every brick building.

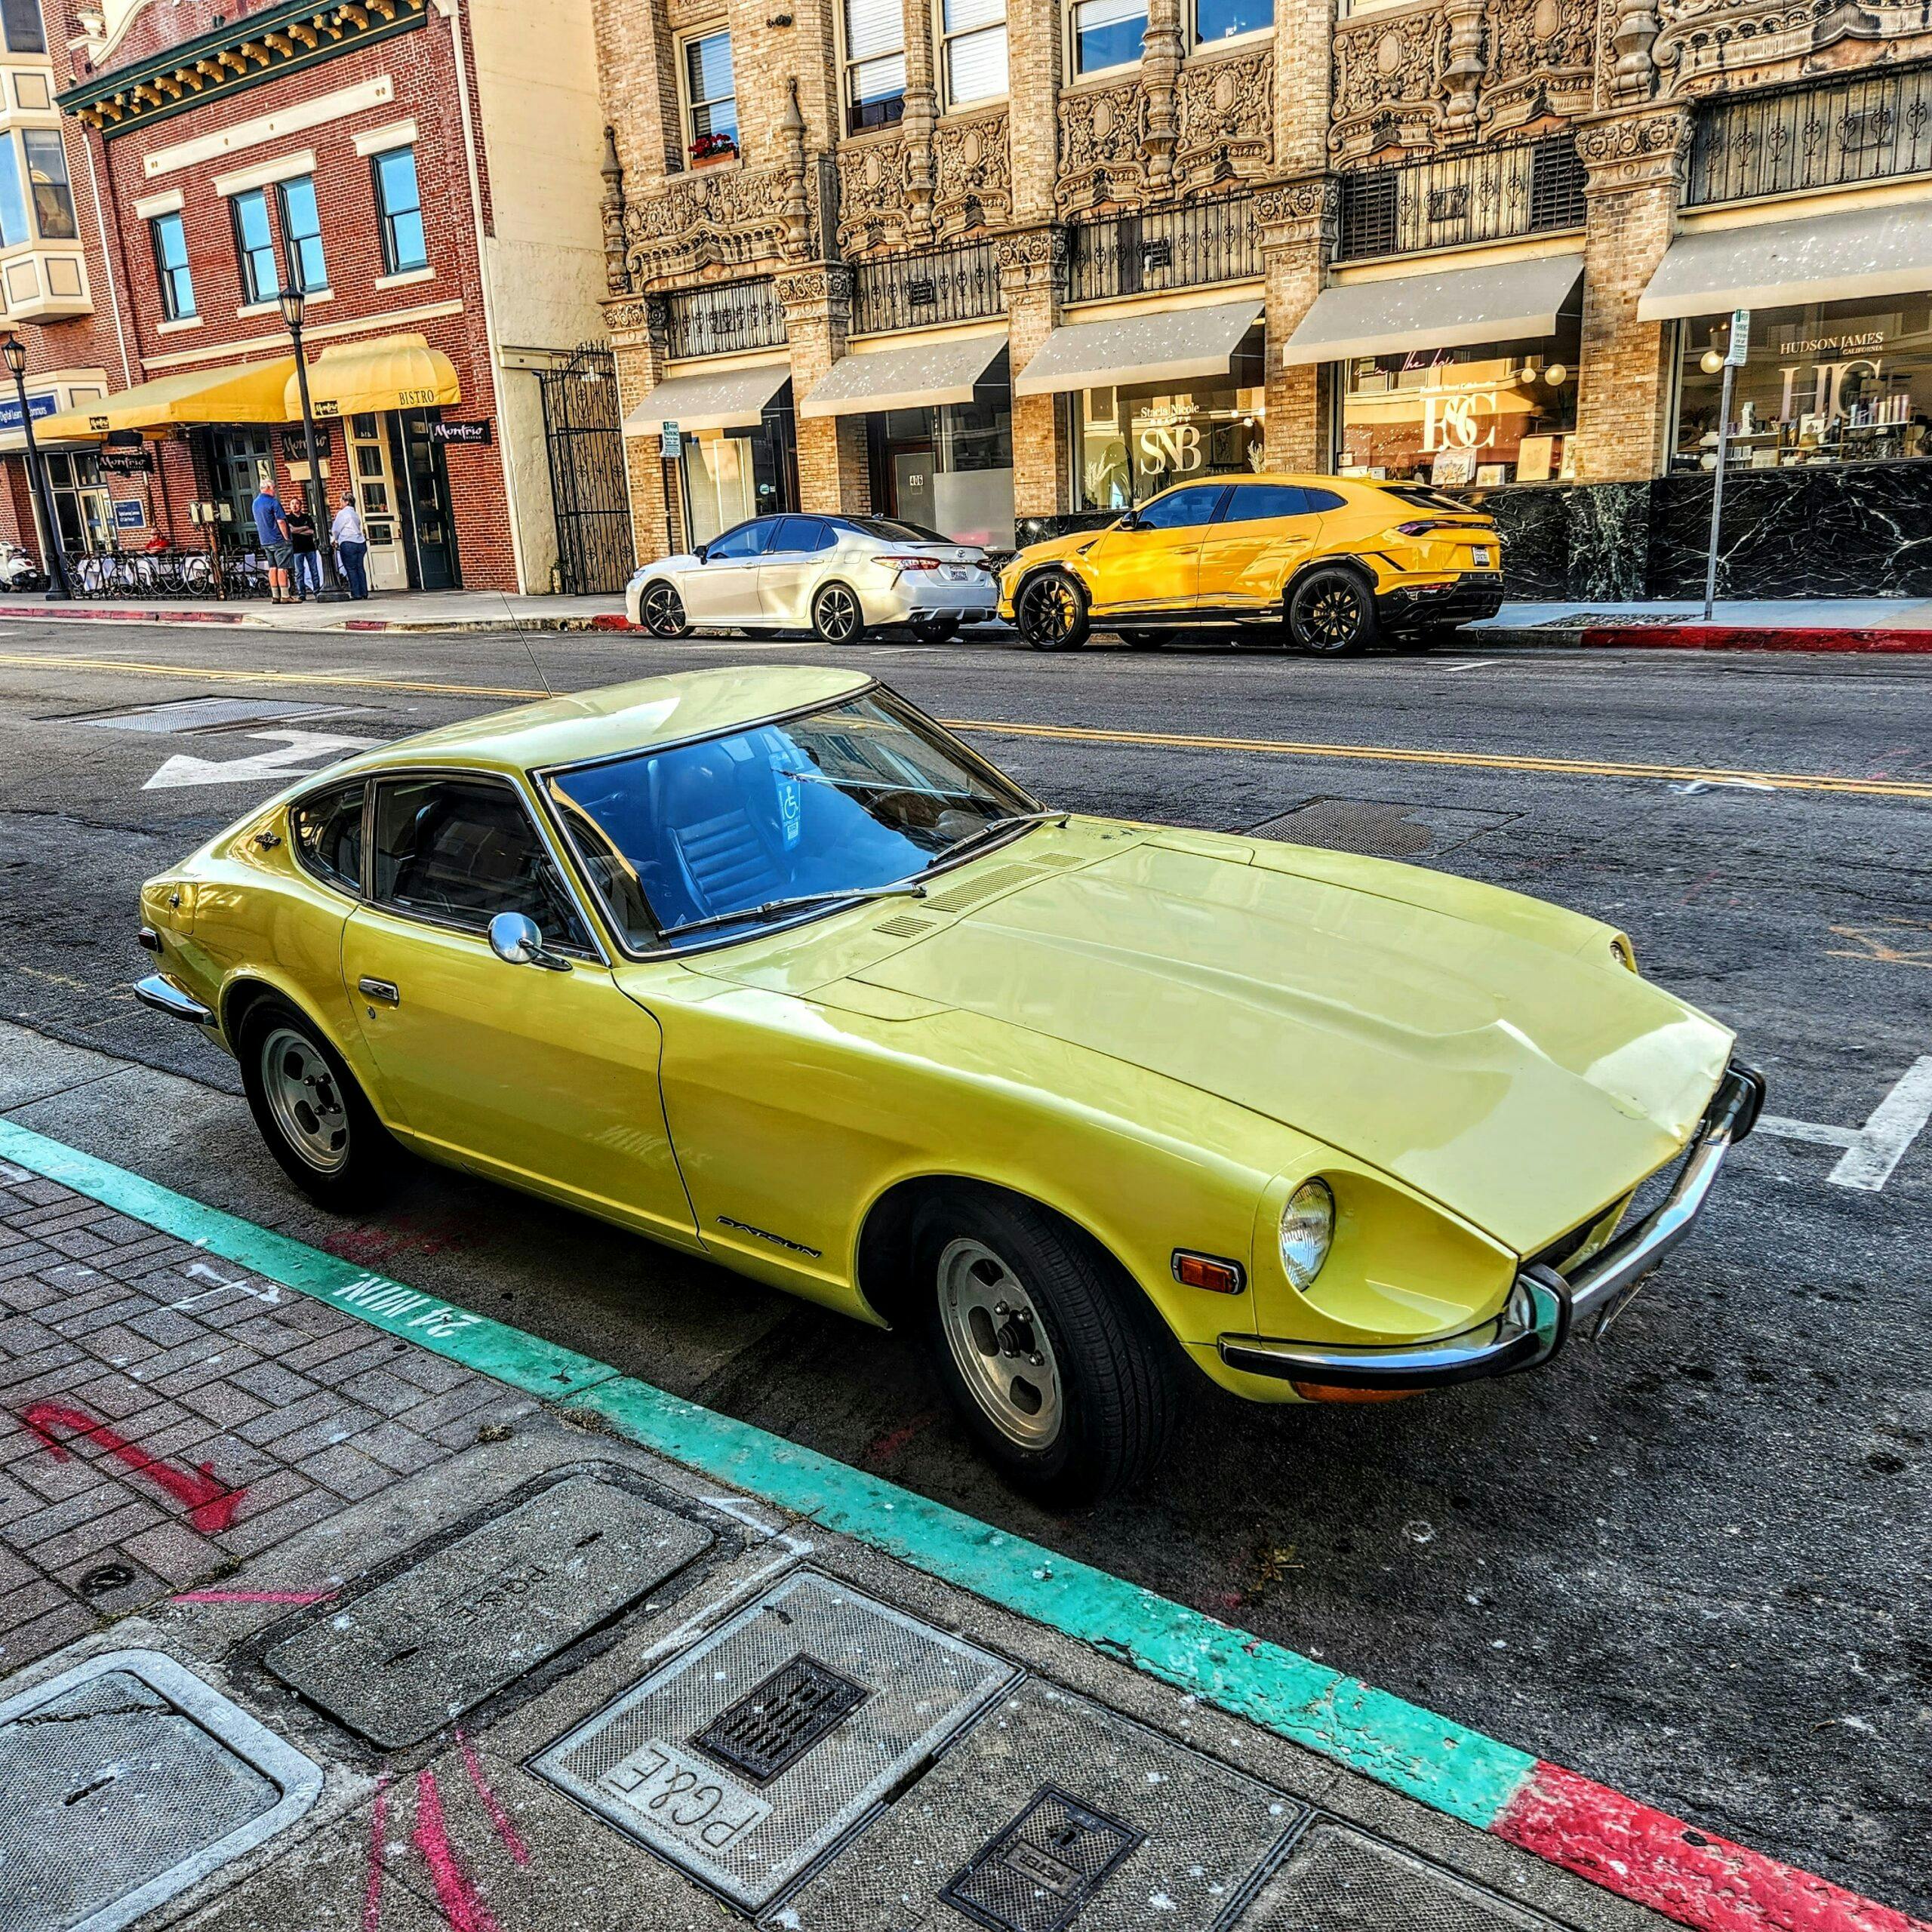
left=592, top=0, right=1932, bottom=601
left=0, top=0, right=611, bottom=593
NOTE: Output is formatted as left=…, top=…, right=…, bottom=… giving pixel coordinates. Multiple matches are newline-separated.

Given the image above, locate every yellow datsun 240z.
left=136, top=667, right=1762, bottom=1503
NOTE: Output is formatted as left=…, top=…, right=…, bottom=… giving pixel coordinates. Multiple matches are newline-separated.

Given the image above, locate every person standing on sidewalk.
left=251, top=477, right=294, bottom=604
left=286, top=498, right=320, bottom=600
left=331, top=491, right=369, bottom=600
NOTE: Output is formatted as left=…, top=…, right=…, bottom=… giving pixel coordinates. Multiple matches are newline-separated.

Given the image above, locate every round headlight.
left=1280, top=1179, right=1334, bottom=1292
left=1610, top=935, right=1638, bottom=973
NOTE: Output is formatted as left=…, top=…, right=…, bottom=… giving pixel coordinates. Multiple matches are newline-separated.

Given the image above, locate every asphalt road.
left=2, top=620, right=1927, bottom=1914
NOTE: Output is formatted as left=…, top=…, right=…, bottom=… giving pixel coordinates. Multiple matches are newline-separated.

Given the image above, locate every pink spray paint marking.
left=1499, top=1761, right=1932, bottom=1932
left=456, top=1728, right=529, bottom=1866
left=361, top=1770, right=391, bottom=1932
left=171, top=1588, right=339, bottom=1605
left=411, top=1769, right=500, bottom=1932
left=20, top=1400, right=248, bottom=1532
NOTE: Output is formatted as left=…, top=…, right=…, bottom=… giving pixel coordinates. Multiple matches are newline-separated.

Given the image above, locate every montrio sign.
left=428, top=420, right=491, bottom=445
left=99, top=446, right=155, bottom=475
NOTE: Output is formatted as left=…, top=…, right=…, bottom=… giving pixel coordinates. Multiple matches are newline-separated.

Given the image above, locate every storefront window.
left=869, top=395, right=1014, bottom=546
left=681, top=396, right=797, bottom=548
left=1337, top=311, right=1580, bottom=487
left=1074, top=328, right=1265, bottom=509
left=1671, top=297, right=1932, bottom=472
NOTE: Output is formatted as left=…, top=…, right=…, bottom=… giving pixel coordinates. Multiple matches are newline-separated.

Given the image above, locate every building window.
left=21, top=130, right=75, bottom=241
left=868, top=386, right=1014, bottom=543
left=151, top=211, right=196, bottom=320
left=277, top=175, right=327, bottom=292
left=0, top=137, right=27, bottom=248
left=232, top=188, right=278, bottom=303
left=1336, top=309, right=1583, bottom=487
left=372, top=146, right=427, bottom=273
left=844, top=0, right=907, bottom=134
left=0, top=0, right=45, bottom=56
left=682, top=30, right=738, bottom=162
left=1671, top=298, right=1932, bottom=472
left=940, top=0, right=1007, bottom=107
left=1193, top=0, right=1270, bottom=40
left=1071, top=0, right=1146, bottom=76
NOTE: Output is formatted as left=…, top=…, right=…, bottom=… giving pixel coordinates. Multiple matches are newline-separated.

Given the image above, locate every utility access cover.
left=1248, top=798, right=1516, bottom=860
left=69, top=697, right=368, bottom=734
left=531, top=1571, right=1017, bottom=1912
left=266, top=1471, right=712, bottom=1749
left=774, top=1676, right=1303, bottom=1930
left=0, top=1648, right=321, bottom=1932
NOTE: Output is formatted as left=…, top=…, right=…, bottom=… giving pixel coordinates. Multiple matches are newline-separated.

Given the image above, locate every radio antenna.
left=499, top=589, right=555, bottom=699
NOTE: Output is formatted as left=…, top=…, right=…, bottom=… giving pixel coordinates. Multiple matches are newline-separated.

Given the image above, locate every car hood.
left=853, top=837, right=1734, bottom=1254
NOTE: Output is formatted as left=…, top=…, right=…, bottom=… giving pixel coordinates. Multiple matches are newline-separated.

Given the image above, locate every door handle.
left=358, top=977, right=400, bottom=1008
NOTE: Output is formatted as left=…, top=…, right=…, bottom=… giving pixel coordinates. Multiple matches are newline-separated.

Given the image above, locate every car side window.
left=368, top=775, right=595, bottom=952
left=1134, top=485, right=1227, bottom=531
left=1301, top=487, right=1346, bottom=513
left=771, top=516, right=832, bottom=554
left=706, top=521, right=774, bottom=561
left=1222, top=484, right=1309, bottom=522
left=288, top=780, right=365, bottom=896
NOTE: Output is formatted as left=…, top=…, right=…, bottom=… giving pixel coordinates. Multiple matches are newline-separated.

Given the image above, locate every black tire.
left=639, top=580, right=691, bottom=638
left=813, top=582, right=867, bottom=645
left=1118, top=629, right=1164, bottom=651
left=237, top=996, right=399, bottom=1210
left=1287, top=566, right=1378, bottom=657
left=913, top=1187, right=1177, bottom=1506
left=1392, top=628, right=1451, bottom=654
left=909, top=615, right=960, bottom=644
left=1014, top=571, right=1090, bottom=651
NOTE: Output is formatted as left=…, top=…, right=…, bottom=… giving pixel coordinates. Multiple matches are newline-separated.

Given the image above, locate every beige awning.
left=1014, top=300, right=1263, bottom=396
left=1638, top=202, right=1932, bottom=321
left=622, top=361, right=791, bottom=438
left=290, top=334, right=460, bottom=419
left=801, top=333, right=1007, bottom=418
left=1281, top=254, right=1585, bottom=365
left=38, top=357, right=297, bottom=438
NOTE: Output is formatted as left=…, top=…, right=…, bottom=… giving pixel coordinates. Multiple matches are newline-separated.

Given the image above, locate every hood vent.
left=1026, top=851, right=1085, bottom=869
left=922, top=863, right=1041, bottom=913
left=874, top=915, right=935, bottom=939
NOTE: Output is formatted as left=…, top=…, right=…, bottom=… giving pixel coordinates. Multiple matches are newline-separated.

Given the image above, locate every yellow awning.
left=38, top=357, right=297, bottom=438
left=289, top=334, right=460, bottom=419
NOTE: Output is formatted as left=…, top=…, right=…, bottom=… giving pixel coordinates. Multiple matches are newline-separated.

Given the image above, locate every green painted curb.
left=0, top=1118, right=1534, bottom=1829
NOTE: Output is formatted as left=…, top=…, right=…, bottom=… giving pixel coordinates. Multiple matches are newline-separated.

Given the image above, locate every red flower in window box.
left=690, top=133, right=738, bottom=166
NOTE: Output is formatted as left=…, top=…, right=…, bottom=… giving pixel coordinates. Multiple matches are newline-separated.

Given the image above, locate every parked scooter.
left=0, top=540, right=47, bottom=592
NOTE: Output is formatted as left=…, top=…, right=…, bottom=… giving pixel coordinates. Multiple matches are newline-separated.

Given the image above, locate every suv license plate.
left=1472, top=546, right=1493, bottom=567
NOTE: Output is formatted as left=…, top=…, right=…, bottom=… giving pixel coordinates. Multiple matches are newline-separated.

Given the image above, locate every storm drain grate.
left=0, top=1648, right=322, bottom=1932
left=941, top=1785, right=1145, bottom=1932
left=531, top=1570, right=1016, bottom=1911
left=1248, top=798, right=1517, bottom=860
left=266, top=1472, right=712, bottom=1749
left=65, top=697, right=368, bottom=734
left=694, top=1656, right=869, bottom=1784
left=1243, top=1820, right=1565, bottom=1929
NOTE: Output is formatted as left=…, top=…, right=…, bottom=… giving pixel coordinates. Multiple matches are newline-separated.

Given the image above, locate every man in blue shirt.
left=250, top=476, right=294, bottom=604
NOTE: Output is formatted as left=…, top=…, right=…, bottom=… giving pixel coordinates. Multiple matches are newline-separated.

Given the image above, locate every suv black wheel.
left=639, top=581, right=691, bottom=638
left=1287, top=567, right=1377, bottom=657
left=914, top=1188, right=1177, bottom=1506
left=1014, top=571, right=1090, bottom=651
left=237, top=997, right=400, bottom=1210
left=813, top=583, right=867, bottom=645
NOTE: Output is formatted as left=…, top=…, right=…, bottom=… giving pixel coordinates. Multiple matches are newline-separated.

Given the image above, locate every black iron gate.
left=538, top=343, right=634, bottom=595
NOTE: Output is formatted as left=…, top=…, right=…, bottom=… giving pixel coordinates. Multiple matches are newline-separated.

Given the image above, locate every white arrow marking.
left=169, top=1261, right=282, bottom=1309
left=143, top=729, right=381, bottom=791
left=1758, top=1056, right=1932, bottom=1191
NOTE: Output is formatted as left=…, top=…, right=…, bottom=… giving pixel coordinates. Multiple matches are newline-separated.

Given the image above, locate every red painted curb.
left=0, top=604, right=248, bottom=624
left=1580, top=623, right=1932, bottom=654
left=1498, top=1762, right=1931, bottom=1932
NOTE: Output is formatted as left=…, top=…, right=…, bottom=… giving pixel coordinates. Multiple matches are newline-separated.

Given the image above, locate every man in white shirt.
left=331, top=494, right=369, bottom=600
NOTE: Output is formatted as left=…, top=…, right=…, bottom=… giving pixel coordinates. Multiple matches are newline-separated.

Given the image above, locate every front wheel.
left=915, top=1189, right=1177, bottom=1506
left=238, top=998, right=399, bottom=1210
left=1287, top=567, right=1377, bottom=657
left=640, top=580, right=691, bottom=638
left=813, top=582, right=867, bottom=645
left=1014, top=571, right=1090, bottom=651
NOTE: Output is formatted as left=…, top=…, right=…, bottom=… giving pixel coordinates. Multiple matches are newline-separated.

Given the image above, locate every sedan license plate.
left=1472, top=546, right=1493, bottom=568
left=940, top=566, right=971, bottom=582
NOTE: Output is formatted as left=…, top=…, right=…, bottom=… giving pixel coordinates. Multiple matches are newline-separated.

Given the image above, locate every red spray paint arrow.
left=19, top=1401, right=249, bottom=1533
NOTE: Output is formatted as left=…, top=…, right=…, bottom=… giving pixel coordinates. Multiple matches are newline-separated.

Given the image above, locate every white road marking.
left=1437, top=660, right=1503, bottom=672
left=169, top=1260, right=282, bottom=1309
left=1758, top=1056, right=1932, bottom=1191
left=143, top=728, right=381, bottom=791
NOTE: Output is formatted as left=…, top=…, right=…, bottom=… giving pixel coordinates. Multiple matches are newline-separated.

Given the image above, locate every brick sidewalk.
left=0, top=1156, right=532, bottom=1672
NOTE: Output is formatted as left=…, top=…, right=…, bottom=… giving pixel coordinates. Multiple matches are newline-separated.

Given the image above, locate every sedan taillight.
left=878, top=554, right=943, bottom=571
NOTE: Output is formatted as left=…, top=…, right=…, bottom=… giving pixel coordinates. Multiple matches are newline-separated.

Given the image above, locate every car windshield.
left=541, top=690, right=1038, bottom=948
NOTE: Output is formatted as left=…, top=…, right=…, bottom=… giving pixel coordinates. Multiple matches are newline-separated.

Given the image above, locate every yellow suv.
left=998, top=473, right=1503, bottom=657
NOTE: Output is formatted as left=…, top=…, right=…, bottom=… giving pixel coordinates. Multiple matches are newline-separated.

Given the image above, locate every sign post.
left=1702, top=307, right=1749, bottom=623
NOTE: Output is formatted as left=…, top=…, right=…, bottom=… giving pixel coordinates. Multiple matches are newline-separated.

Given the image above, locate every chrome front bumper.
left=134, top=973, right=217, bottom=1028
left=1218, top=1060, right=1764, bottom=1392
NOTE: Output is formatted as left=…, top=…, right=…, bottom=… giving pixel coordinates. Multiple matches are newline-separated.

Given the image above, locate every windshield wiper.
left=659, top=881, right=930, bottom=941
left=928, top=808, right=1069, bottom=869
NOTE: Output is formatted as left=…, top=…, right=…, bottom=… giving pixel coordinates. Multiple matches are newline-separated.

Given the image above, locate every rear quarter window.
left=288, top=781, right=365, bottom=895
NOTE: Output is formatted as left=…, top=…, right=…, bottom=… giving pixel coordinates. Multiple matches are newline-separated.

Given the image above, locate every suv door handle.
left=358, top=977, right=400, bottom=1007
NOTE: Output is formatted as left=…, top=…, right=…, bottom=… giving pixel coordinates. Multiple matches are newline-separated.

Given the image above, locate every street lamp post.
left=2, top=335, right=72, bottom=601
left=276, top=288, right=349, bottom=603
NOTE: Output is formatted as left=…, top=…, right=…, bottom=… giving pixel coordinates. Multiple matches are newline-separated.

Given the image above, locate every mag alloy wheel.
left=1287, top=568, right=1377, bottom=656
left=259, top=1026, right=351, bottom=1174
left=1015, top=572, right=1088, bottom=651
left=813, top=583, right=865, bottom=644
left=936, top=1237, right=1064, bottom=1449
left=641, top=582, right=690, bottom=638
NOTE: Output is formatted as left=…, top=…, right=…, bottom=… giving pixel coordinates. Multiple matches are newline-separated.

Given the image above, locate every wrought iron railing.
left=1335, top=135, right=1586, bottom=261
left=850, top=241, right=1004, bottom=334
left=661, top=279, right=788, bottom=359
left=1687, top=65, right=1932, bottom=205
left=1066, top=193, right=1261, bottom=303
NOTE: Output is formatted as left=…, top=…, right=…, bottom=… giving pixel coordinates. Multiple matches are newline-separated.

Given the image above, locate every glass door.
left=348, top=413, right=408, bottom=590
left=394, top=407, right=460, bottom=589
left=211, top=429, right=273, bottom=551
left=43, top=451, right=113, bottom=554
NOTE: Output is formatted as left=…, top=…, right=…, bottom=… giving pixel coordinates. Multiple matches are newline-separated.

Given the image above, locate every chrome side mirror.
left=488, top=912, right=571, bottom=973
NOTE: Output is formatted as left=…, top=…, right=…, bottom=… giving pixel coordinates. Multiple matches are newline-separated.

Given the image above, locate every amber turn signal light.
left=1290, top=1383, right=1418, bottom=1403
left=1171, top=1251, right=1244, bottom=1294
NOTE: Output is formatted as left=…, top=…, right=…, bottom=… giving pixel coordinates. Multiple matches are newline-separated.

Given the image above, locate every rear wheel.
left=1014, top=571, right=1089, bottom=651
left=237, top=998, right=398, bottom=1209
left=915, top=1189, right=1177, bottom=1506
left=909, top=615, right=960, bottom=644
left=1118, top=629, right=1164, bottom=651
left=1287, top=566, right=1377, bottom=657
left=813, top=582, right=867, bottom=645
left=640, top=581, right=691, bottom=638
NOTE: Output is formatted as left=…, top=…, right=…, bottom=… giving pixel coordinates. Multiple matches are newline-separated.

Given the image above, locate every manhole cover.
left=266, top=1472, right=712, bottom=1749
left=66, top=697, right=367, bottom=734
left=0, top=1648, right=321, bottom=1932
left=1243, top=1821, right=1564, bottom=1929
left=530, top=1571, right=1017, bottom=1912
left=771, top=1676, right=1301, bottom=1929
left=1248, top=798, right=1516, bottom=860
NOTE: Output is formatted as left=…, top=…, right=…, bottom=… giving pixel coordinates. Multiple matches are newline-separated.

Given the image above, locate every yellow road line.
left=5, top=647, right=1929, bottom=800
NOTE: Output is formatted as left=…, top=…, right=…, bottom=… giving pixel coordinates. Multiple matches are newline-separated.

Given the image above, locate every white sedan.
left=626, top=513, right=1000, bottom=645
